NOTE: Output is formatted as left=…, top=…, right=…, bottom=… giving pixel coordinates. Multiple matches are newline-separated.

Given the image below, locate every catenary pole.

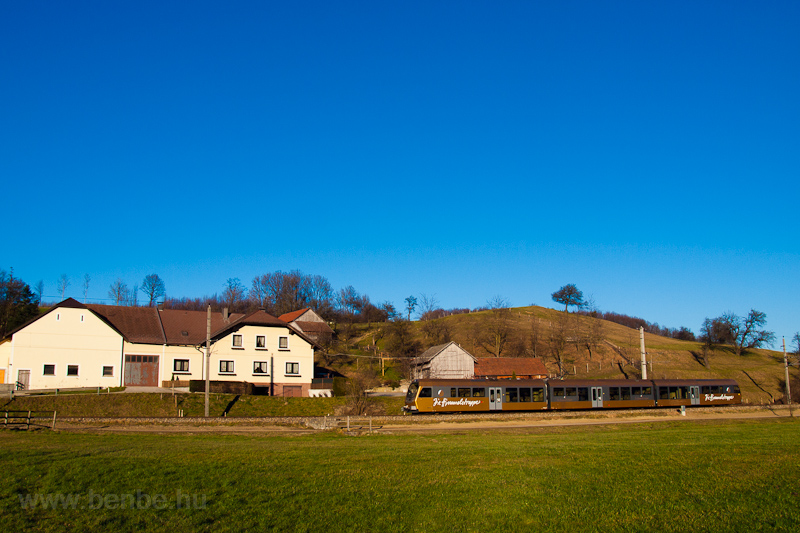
left=205, top=305, right=211, bottom=418
left=640, top=326, right=647, bottom=380
left=784, top=337, right=792, bottom=417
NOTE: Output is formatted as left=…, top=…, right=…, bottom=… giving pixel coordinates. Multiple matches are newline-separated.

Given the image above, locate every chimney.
left=223, top=308, right=229, bottom=322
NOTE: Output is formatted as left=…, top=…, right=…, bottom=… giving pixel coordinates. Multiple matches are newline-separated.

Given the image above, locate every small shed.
left=412, top=342, right=477, bottom=379
left=473, top=357, right=547, bottom=380
left=279, top=308, right=334, bottom=345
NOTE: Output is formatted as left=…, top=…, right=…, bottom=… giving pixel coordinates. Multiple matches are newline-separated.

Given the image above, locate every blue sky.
left=2, top=1, right=798, bottom=343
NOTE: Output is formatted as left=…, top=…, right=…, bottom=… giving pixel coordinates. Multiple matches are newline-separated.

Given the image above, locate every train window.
left=679, top=387, right=689, bottom=399
left=659, top=388, right=669, bottom=400
left=734, top=385, right=740, bottom=394
left=473, top=388, right=486, bottom=397
left=450, top=388, right=457, bottom=397
left=609, top=387, right=620, bottom=401
left=642, top=386, right=652, bottom=396
left=458, top=387, right=471, bottom=397
left=520, top=388, right=532, bottom=402
left=566, top=387, right=577, bottom=397
left=505, top=388, right=519, bottom=402
left=532, top=388, right=544, bottom=402
left=578, top=388, right=588, bottom=401
left=554, top=387, right=565, bottom=397
left=419, top=388, right=432, bottom=398
left=669, top=387, right=678, bottom=399
left=632, top=387, right=641, bottom=396
left=701, top=386, right=710, bottom=394
left=622, top=388, right=631, bottom=400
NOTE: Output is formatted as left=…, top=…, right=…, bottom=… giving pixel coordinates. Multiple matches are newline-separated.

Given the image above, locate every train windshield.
left=405, top=382, right=419, bottom=402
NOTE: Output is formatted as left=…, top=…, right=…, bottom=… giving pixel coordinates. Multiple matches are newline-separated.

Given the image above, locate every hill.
left=329, top=305, right=794, bottom=405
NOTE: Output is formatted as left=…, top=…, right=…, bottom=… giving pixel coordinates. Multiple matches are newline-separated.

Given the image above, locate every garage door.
left=283, top=386, right=302, bottom=397
left=124, top=355, right=159, bottom=386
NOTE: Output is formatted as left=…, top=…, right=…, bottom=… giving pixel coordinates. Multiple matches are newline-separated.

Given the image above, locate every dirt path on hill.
left=52, top=407, right=794, bottom=435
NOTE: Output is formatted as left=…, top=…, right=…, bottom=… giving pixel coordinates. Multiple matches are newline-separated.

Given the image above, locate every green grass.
left=2, top=393, right=406, bottom=418
left=1, top=418, right=798, bottom=532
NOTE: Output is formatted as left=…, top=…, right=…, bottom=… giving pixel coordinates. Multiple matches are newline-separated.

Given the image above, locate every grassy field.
left=2, top=418, right=798, bottom=532
left=2, top=392, right=407, bottom=418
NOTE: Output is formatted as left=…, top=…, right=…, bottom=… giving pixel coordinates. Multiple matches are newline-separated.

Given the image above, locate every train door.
left=690, top=386, right=700, bottom=405
left=591, top=386, right=603, bottom=408
left=489, top=387, right=503, bottom=410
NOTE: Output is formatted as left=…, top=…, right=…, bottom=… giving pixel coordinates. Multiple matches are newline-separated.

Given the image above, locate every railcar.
left=403, top=378, right=741, bottom=413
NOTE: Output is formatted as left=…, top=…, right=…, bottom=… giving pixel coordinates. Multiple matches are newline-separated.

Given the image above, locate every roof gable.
left=415, top=342, right=477, bottom=365
left=278, top=308, right=310, bottom=323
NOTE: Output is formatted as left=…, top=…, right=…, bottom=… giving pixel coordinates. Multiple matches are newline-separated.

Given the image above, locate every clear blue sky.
left=2, top=1, right=798, bottom=343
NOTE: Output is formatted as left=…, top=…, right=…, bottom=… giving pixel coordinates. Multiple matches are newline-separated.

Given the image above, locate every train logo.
left=704, top=394, right=734, bottom=402
left=432, top=397, right=482, bottom=408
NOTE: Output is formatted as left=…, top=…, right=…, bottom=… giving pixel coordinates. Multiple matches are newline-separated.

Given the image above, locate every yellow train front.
left=403, top=379, right=549, bottom=413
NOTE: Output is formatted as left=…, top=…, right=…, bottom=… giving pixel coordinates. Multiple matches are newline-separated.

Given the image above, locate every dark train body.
left=403, top=378, right=741, bottom=413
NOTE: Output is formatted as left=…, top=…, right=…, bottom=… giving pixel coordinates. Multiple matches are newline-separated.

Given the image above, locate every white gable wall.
left=6, top=307, right=124, bottom=389
left=428, top=344, right=475, bottom=379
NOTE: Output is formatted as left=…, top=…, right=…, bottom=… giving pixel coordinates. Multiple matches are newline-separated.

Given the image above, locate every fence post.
left=369, top=417, right=372, bottom=434
left=347, top=416, right=350, bottom=431
left=27, top=410, right=31, bottom=430
left=52, top=411, right=57, bottom=430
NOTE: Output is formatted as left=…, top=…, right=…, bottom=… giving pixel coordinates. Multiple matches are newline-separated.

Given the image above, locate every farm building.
left=412, top=342, right=477, bottom=379
left=411, top=342, right=548, bottom=380
left=278, top=308, right=333, bottom=345
left=0, top=298, right=319, bottom=396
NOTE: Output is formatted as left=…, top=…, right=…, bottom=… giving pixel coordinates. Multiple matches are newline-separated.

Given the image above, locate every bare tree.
left=223, top=278, right=247, bottom=311
left=580, top=316, right=604, bottom=360
left=551, top=284, right=584, bottom=313
left=140, top=274, right=165, bottom=307
left=418, top=293, right=440, bottom=320
left=548, top=314, right=571, bottom=377
left=108, top=279, right=129, bottom=305
left=707, top=310, right=775, bottom=356
left=34, top=280, right=44, bottom=305
left=474, top=296, right=512, bottom=357
left=82, top=274, right=91, bottom=303
left=57, top=274, right=70, bottom=299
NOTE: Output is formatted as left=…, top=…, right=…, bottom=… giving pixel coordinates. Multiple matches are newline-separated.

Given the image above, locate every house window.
left=67, top=365, right=79, bottom=376
left=43, top=364, right=55, bottom=376
left=255, top=335, right=266, bottom=349
left=103, top=366, right=114, bottom=377
left=286, top=362, right=299, bottom=375
left=279, top=336, right=288, bottom=350
left=253, top=361, right=269, bottom=375
left=232, top=335, right=243, bottom=348
left=174, top=359, right=189, bottom=372
left=220, top=360, right=235, bottom=373
left=80, top=315, right=84, bottom=322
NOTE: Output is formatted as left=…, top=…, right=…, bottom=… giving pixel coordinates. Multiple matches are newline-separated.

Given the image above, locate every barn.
left=411, top=342, right=477, bottom=379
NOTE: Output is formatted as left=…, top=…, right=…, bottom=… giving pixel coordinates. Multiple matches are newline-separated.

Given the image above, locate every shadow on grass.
left=741, top=370, right=774, bottom=402
left=222, top=395, right=240, bottom=417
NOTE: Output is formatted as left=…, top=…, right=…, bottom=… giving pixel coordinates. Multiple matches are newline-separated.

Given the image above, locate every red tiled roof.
left=159, top=309, right=245, bottom=345
left=278, top=308, right=310, bottom=323
left=86, top=304, right=166, bottom=344
left=473, top=357, right=547, bottom=377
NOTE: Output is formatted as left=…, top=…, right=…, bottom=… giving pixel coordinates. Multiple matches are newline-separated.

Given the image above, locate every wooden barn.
left=411, top=342, right=477, bottom=379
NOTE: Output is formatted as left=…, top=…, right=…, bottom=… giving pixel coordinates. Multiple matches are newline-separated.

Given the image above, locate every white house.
left=0, top=298, right=318, bottom=396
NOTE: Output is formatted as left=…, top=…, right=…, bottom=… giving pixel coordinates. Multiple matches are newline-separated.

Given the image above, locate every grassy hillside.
left=334, top=305, right=795, bottom=405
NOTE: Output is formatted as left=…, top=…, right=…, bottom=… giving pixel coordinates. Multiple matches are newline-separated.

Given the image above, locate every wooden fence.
left=2, top=410, right=57, bottom=430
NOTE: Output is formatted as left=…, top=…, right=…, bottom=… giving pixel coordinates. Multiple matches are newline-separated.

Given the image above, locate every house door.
left=489, top=387, right=503, bottom=411
left=591, top=386, right=604, bottom=408
left=17, top=369, right=30, bottom=390
left=124, top=355, right=159, bottom=386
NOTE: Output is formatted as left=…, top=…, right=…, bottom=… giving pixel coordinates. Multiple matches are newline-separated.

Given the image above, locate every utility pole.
left=640, top=326, right=647, bottom=380
left=204, top=305, right=211, bottom=418
left=784, top=337, right=792, bottom=417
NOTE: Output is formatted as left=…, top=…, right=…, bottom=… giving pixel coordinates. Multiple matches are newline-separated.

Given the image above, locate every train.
left=403, top=378, right=741, bottom=413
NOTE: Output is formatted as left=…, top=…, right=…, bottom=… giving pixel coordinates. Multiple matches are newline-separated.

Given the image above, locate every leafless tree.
left=474, top=296, right=512, bottom=357
left=82, top=274, right=91, bottom=303
left=223, top=278, right=247, bottom=311
left=34, top=280, right=44, bottom=305
left=418, top=293, right=440, bottom=320
left=140, top=274, right=165, bottom=307
left=108, top=278, right=129, bottom=305
left=421, top=318, right=452, bottom=345
left=548, top=314, right=571, bottom=377
left=57, top=274, right=70, bottom=299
